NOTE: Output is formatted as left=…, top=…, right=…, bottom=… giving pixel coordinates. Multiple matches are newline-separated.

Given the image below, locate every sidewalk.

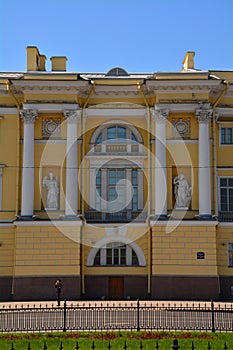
left=0, top=299, right=232, bottom=309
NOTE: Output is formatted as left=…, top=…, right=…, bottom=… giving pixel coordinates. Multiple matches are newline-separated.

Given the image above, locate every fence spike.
left=207, top=342, right=211, bottom=350
left=27, top=343, right=31, bottom=350
left=191, top=341, right=195, bottom=350
left=223, top=343, right=228, bottom=350
left=10, top=343, right=15, bottom=350
left=75, top=341, right=79, bottom=350
left=59, top=341, right=63, bottom=350
left=123, top=340, right=127, bottom=349
left=155, top=340, right=159, bottom=349
left=172, top=339, right=180, bottom=350
left=107, top=341, right=111, bottom=349
left=139, top=340, right=143, bottom=349
left=91, top=341, right=96, bottom=349
left=43, top=341, right=48, bottom=350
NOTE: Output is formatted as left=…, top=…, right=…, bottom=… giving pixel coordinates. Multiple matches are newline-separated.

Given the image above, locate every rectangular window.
left=228, top=243, right=233, bottom=267
left=220, top=178, right=233, bottom=212
left=221, top=127, right=233, bottom=144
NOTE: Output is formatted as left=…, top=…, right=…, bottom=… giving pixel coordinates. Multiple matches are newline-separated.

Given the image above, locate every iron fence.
left=4, top=339, right=231, bottom=349
left=1, top=300, right=233, bottom=333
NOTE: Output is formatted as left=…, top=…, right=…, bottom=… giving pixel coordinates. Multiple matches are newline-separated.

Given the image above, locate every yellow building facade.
left=0, top=47, right=233, bottom=301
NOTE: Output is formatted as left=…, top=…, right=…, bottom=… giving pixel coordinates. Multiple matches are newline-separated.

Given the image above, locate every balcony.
left=218, top=212, right=233, bottom=222
left=84, top=210, right=147, bottom=223
left=92, top=143, right=140, bottom=154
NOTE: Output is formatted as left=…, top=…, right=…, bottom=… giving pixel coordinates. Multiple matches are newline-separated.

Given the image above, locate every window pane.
left=132, top=250, right=139, bottom=265
left=132, top=170, right=138, bottom=185
left=229, top=189, right=233, bottom=211
left=220, top=178, right=227, bottom=186
left=114, top=248, right=119, bottom=264
left=107, top=248, right=112, bottom=264
left=96, top=170, right=101, bottom=185
left=221, top=128, right=226, bottom=144
left=107, top=127, right=116, bottom=141
left=229, top=244, right=233, bottom=266
left=117, top=127, right=126, bottom=139
left=108, top=188, right=117, bottom=201
left=226, top=128, right=232, bottom=144
left=120, top=246, right=126, bottom=264
left=94, top=250, right=101, bottom=265
left=117, top=170, right=125, bottom=180
left=109, top=170, right=116, bottom=184
left=229, top=179, right=233, bottom=187
left=221, top=188, right=228, bottom=211
left=131, top=133, right=137, bottom=142
left=96, top=133, right=102, bottom=144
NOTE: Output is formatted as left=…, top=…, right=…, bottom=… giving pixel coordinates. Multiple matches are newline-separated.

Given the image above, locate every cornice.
left=144, top=80, right=223, bottom=97
left=12, top=80, right=92, bottom=97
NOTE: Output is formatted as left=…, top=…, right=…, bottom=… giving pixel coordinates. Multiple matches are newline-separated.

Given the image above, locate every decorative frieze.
left=172, top=118, right=190, bottom=138
left=42, top=118, right=61, bottom=138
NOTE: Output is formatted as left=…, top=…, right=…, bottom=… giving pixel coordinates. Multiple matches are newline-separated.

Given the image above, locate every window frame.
left=93, top=243, right=139, bottom=266
left=220, top=126, right=233, bottom=145
left=218, top=176, right=233, bottom=212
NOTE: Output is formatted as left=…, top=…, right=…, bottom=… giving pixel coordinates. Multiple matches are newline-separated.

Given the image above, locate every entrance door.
left=109, top=277, right=124, bottom=300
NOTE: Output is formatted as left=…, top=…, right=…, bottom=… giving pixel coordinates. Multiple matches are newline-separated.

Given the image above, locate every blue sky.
left=0, top=0, right=233, bottom=73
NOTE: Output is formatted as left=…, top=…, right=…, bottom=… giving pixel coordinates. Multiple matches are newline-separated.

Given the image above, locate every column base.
left=60, top=215, right=82, bottom=221
left=16, top=215, right=38, bottom=221
left=195, top=214, right=214, bottom=220
left=154, top=214, right=168, bottom=220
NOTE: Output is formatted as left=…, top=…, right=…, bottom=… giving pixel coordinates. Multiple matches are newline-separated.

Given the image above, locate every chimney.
left=50, top=56, right=67, bottom=71
left=182, top=51, right=195, bottom=71
left=26, top=46, right=46, bottom=71
left=38, top=55, right=46, bottom=71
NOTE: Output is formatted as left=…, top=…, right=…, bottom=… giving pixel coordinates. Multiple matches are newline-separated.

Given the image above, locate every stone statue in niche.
left=173, top=173, right=191, bottom=208
left=42, top=172, right=59, bottom=210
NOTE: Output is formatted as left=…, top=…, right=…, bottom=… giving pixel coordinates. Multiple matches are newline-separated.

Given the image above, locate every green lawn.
left=0, top=331, right=232, bottom=349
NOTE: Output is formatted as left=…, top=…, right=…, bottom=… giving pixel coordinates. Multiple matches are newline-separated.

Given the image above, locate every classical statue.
left=42, top=172, right=59, bottom=209
left=173, top=173, right=191, bottom=208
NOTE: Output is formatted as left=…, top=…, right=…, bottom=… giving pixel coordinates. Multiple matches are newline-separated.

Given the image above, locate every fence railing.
left=6, top=339, right=231, bottom=349
left=1, top=300, right=233, bottom=333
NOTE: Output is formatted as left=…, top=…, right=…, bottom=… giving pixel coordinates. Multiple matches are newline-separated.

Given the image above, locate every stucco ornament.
left=42, top=172, right=59, bottom=209
left=173, top=173, right=191, bottom=208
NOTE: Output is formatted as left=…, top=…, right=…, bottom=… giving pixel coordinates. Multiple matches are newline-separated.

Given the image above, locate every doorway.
left=109, top=277, right=124, bottom=300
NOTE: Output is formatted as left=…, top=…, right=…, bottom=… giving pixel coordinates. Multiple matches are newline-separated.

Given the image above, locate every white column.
left=20, top=110, right=38, bottom=219
left=126, top=168, right=132, bottom=210
left=89, top=168, right=97, bottom=209
left=138, top=169, right=144, bottom=210
left=196, top=106, right=212, bottom=218
left=64, top=109, right=81, bottom=218
left=152, top=107, right=169, bottom=219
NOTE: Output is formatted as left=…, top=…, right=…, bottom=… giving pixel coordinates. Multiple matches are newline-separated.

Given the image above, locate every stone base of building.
left=84, top=275, right=148, bottom=300
left=219, top=276, right=233, bottom=300
left=0, top=276, right=81, bottom=301
left=151, top=275, right=220, bottom=300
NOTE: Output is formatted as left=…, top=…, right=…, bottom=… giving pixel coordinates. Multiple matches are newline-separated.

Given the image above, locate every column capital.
left=20, top=109, right=38, bottom=124
left=195, top=104, right=212, bottom=123
left=64, top=109, right=82, bottom=124
left=151, top=107, right=169, bottom=123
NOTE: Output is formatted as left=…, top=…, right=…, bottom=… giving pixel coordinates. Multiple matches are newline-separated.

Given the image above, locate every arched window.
left=93, top=243, right=139, bottom=266
left=91, top=123, right=143, bottom=153
left=87, top=238, right=146, bottom=266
